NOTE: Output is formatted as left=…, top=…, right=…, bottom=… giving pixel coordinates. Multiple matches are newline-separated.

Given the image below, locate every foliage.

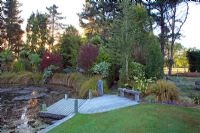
left=4, top=0, right=24, bottom=54
left=0, top=71, right=42, bottom=85
left=77, top=44, right=99, bottom=71
left=92, top=62, right=111, bottom=78
left=29, top=53, right=41, bottom=72
left=109, top=4, right=151, bottom=83
left=78, top=0, right=119, bottom=38
left=133, top=75, right=154, bottom=93
left=26, top=12, right=48, bottom=54
left=12, top=59, right=25, bottom=72
left=40, top=52, right=62, bottom=71
left=147, top=80, right=179, bottom=102
left=187, top=49, right=200, bottom=72
left=0, top=50, right=14, bottom=71
left=90, top=35, right=103, bottom=46
left=42, top=65, right=55, bottom=83
left=96, top=46, right=110, bottom=63
left=80, top=75, right=108, bottom=98
left=46, top=4, right=65, bottom=46
left=119, top=61, right=144, bottom=83
left=59, top=25, right=81, bottom=68
left=144, top=34, right=163, bottom=78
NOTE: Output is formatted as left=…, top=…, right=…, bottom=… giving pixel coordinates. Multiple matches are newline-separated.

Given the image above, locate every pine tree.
left=46, top=4, right=65, bottom=46
left=4, top=0, right=24, bottom=55
left=0, top=0, right=6, bottom=51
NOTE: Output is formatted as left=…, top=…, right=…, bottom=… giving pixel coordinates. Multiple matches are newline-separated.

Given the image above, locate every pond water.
left=0, top=86, right=75, bottom=133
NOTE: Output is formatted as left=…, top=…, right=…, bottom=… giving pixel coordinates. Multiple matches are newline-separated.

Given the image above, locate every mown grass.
left=48, top=104, right=200, bottom=133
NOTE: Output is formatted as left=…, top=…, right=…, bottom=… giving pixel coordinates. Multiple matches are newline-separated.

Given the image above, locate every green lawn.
left=48, top=104, right=200, bottom=133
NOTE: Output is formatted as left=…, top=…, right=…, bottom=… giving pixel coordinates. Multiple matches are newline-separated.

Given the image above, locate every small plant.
left=193, top=96, right=200, bottom=104
left=42, top=65, right=58, bottom=83
left=92, top=61, right=111, bottom=78
left=12, top=59, right=25, bottom=72
left=133, top=75, right=154, bottom=93
left=147, top=80, right=179, bottom=102
left=29, top=53, right=41, bottom=72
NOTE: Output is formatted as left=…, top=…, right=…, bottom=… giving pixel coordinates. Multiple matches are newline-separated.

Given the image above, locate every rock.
left=13, top=93, right=47, bottom=101
left=195, top=80, right=200, bottom=90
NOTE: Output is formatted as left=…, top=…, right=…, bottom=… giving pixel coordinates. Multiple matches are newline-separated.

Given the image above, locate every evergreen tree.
left=58, top=25, right=81, bottom=68
left=4, top=0, right=24, bottom=55
left=46, top=4, right=65, bottom=46
left=0, top=0, right=6, bottom=51
left=26, top=12, right=49, bottom=54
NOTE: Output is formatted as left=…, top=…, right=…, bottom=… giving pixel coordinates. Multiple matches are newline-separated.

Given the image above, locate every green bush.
left=0, top=50, right=14, bottom=71
left=12, top=59, right=25, bottom=72
left=119, top=61, right=144, bottom=83
left=147, top=80, right=179, bottom=102
left=145, top=34, right=163, bottom=78
left=92, top=61, right=111, bottom=78
left=29, top=53, right=41, bottom=72
left=187, top=49, right=200, bottom=72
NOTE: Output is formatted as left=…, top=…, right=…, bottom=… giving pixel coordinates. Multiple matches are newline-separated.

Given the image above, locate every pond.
left=0, top=86, right=75, bottom=133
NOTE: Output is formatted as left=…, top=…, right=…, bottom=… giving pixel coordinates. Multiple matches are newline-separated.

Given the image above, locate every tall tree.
left=0, top=0, right=6, bottom=51
left=109, top=2, right=151, bottom=82
left=58, top=25, right=81, bottom=68
left=46, top=4, right=65, bottom=46
left=4, top=0, right=24, bottom=55
left=26, top=12, right=49, bottom=54
left=166, top=0, right=189, bottom=75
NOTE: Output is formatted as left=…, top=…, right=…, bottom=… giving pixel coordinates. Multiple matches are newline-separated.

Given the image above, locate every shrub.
left=96, top=46, right=110, bottom=63
left=147, top=80, right=179, bottom=102
left=40, top=52, right=62, bottom=71
left=77, top=44, right=99, bottom=71
left=42, top=65, right=59, bottom=83
left=0, top=50, right=14, bottom=71
left=80, top=75, right=109, bottom=98
left=187, top=49, right=200, bottom=72
left=143, top=95, right=156, bottom=103
left=119, top=61, right=145, bottom=84
left=144, top=34, right=163, bottom=78
left=12, top=59, right=25, bottom=72
left=59, top=29, right=81, bottom=68
left=92, top=61, right=111, bottom=78
left=29, top=53, right=41, bottom=72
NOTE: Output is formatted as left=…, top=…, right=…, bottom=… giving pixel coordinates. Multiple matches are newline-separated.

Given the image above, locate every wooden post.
left=42, top=104, right=47, bottom=111
left=74, top=99, right=78, bottom=114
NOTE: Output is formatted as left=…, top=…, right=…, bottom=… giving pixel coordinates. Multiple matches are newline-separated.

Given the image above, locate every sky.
left=18, top=0, right=200, bottom=49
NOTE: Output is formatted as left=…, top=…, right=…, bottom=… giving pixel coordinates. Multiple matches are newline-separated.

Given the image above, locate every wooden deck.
left=40, top=98, right=87, bottom=116
left=40, top=95, right=138, bottom=117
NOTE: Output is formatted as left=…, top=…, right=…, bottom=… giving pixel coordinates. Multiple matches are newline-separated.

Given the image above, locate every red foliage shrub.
left=40, top=52, right=63, bottom=71
left=77, top=44, right=99, bottom=71
left=175, top=72, right=200, bottom=77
